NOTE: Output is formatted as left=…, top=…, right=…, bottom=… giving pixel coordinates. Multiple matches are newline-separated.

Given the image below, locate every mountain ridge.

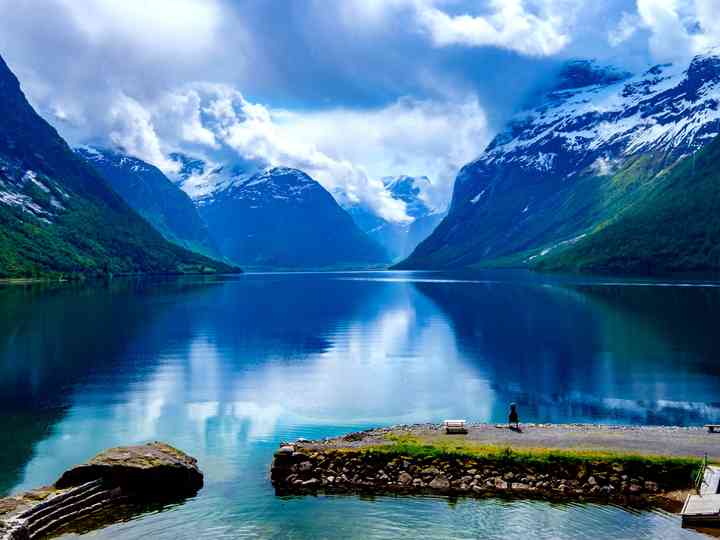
left=179, top=164, right=389, bottom=269
left=0, top=55, right=237, bottom=278
left=397, top=50, right=720, bottom=272
left=75, top=146, right=220, bottom=258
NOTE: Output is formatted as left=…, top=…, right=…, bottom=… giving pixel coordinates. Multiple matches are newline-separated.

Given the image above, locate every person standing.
left=508, top=403, right=519, bottom=431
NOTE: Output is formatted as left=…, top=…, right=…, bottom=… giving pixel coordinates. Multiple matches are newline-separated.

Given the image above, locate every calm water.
left=1, top=270, right=719, bottom=539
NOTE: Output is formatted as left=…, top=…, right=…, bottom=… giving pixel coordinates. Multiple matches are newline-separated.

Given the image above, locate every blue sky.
left=1, top=0, right=719, bottom=220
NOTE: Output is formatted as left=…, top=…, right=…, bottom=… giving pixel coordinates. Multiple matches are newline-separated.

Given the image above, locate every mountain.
left=536, top=133, right=720, bottom=273
left=0, top=55, right=236, bottom=278
left=397, top=52, right=720, bottom=273
left=173, top=162, right=389, bottom=269
left=345, top=175, right=445, bottom=262
left=170, top=152, right=262, bottom=206
left=75, top=146, right=219, bottom=258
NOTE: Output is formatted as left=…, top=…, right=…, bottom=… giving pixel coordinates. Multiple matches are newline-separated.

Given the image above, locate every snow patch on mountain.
left=465, top=52, right=720, bottom=187
left=168, top=152, right=261, bottom=205
left=0, top=158, right=69, bottom=222
left=470, top=189, right=485, bottom=204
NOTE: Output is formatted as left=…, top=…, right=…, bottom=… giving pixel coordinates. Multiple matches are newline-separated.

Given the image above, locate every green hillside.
left=0, top=55, right=238, bottom=278
left=535, top=136, right=720, bottom=274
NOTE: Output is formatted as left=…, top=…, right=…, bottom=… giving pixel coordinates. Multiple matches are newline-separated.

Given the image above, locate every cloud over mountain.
left=2, top=0, right=720, bottom=223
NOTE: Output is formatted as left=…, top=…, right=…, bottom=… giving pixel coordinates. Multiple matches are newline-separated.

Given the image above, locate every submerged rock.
left=0, top=442, right=202, bottom=540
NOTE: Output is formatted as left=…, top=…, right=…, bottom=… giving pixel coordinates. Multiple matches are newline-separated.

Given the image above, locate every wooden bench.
left=444, top=419, right=468, bottom=434
left=706, top=425, right=720, bottom=433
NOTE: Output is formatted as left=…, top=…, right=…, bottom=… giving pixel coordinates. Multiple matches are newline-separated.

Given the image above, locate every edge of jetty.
left=0, top=442, right=202, bottom=540
left=271, top=423, right=719, bottom=511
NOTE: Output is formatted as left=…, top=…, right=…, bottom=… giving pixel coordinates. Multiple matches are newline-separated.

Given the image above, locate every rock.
left=494, top=479, right=508, bottom=490
left=298, top=461, right=313, bottom=473
left=275, top=445, right=295, bottom=456
left=644, top=481, right=658, bottom=492
left=429, top=476, right=451, bottom=491
left=1, top=442, right=202, bottom=540
left=54, top=442, right=203, bottom=497
left=628, top=484, right=642, bottom=494
left=422, top=466, right=442, bottom=476
left=587, top=476, right=597, bottom=486
left=302, top=478, right=320, bottom=487
left=398, top=472, right=413, bottom=485
left=511, top=483, right=531, bottom=491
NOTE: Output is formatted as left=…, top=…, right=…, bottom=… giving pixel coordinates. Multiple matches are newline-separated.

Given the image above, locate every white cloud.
left=636, top=0, right=695, bottom=60
left=55, top=0, right=222, bottom=61
left=413, top=0, right=574, bottom=56
left=100, top=84, right=490, bottom=223
left=8, top=0, right=720, bottom=229
left=608, top=11, right=641, bottom=47
left=108, top=93, right=178, bottom=172
left=624, top=0, right=720, bottom=61
left=273, top=97, right=490, bottom=211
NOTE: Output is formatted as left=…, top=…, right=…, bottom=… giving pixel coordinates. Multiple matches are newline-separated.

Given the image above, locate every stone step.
left=27, top=495, right=124, bottom=540
left=24, top=489, right=116, bottom=537
left=16, top=480, right=103, bottom=521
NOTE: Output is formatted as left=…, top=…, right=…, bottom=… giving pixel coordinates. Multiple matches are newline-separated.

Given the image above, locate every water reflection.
left=1, top=272, right=719, bottom=539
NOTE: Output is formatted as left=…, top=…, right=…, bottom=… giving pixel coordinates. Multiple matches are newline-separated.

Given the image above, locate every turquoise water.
left=1, top=271, right=719, bottom=539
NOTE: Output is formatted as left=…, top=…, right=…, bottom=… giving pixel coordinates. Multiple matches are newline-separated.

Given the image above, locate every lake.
left=1, top=270, right=719, bottom=539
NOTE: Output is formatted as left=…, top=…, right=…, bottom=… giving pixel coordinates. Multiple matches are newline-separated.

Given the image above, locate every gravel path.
left=311, top=423, right=720, bottom=460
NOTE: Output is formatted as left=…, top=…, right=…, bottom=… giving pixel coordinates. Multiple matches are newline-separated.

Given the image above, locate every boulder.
left=298, top=461, right=313, bottom=473
left=494, top=479, right=509, bottom=490
left=1, top=442, right=201, bottom=540
left=429, top=476, right=451, bottom=491
left=54, top=442, right=203, bottom=498
left=398, top=472, right=413, bottom=485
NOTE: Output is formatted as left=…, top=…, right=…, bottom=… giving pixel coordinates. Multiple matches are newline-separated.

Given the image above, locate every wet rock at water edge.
left=0, top=442, right=203, bottom=540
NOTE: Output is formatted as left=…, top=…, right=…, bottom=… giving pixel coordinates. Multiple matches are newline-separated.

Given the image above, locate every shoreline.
left=270, top=423, right=718, bottom=514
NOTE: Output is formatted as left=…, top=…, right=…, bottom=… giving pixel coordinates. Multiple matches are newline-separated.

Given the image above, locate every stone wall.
left=270, top=444, right=695, bottom=508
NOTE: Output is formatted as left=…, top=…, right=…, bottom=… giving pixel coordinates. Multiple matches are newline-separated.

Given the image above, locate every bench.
left=706, top=425, right=720, bottom=433
left=444, top=419, right=468, bottom=434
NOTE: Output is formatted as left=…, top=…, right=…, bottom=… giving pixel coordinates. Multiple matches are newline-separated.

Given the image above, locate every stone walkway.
left=315, top=423, right=719, bottom=460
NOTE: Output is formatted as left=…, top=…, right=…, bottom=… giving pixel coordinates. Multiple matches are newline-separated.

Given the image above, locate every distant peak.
left=553, top=59, right=631, bottom=91
left=381, top=174, right=433, bottom=218
left=257, top=167, right=315, bottom=184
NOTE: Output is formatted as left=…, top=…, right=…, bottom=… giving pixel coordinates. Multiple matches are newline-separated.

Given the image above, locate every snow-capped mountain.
left=344, top=175, right=445, bottom=262
left=169, top=152, right=261, bottom=206
left=186, top=165, right=388, bottom=269
left=75, top=146, right=219, bottom=257
left=399, top=50, right=720, bottom=271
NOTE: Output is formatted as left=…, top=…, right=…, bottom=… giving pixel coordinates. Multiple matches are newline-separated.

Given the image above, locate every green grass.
left=328, top=435, right=706, bottom=489
left=367, top=435, right=704, bottom=467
